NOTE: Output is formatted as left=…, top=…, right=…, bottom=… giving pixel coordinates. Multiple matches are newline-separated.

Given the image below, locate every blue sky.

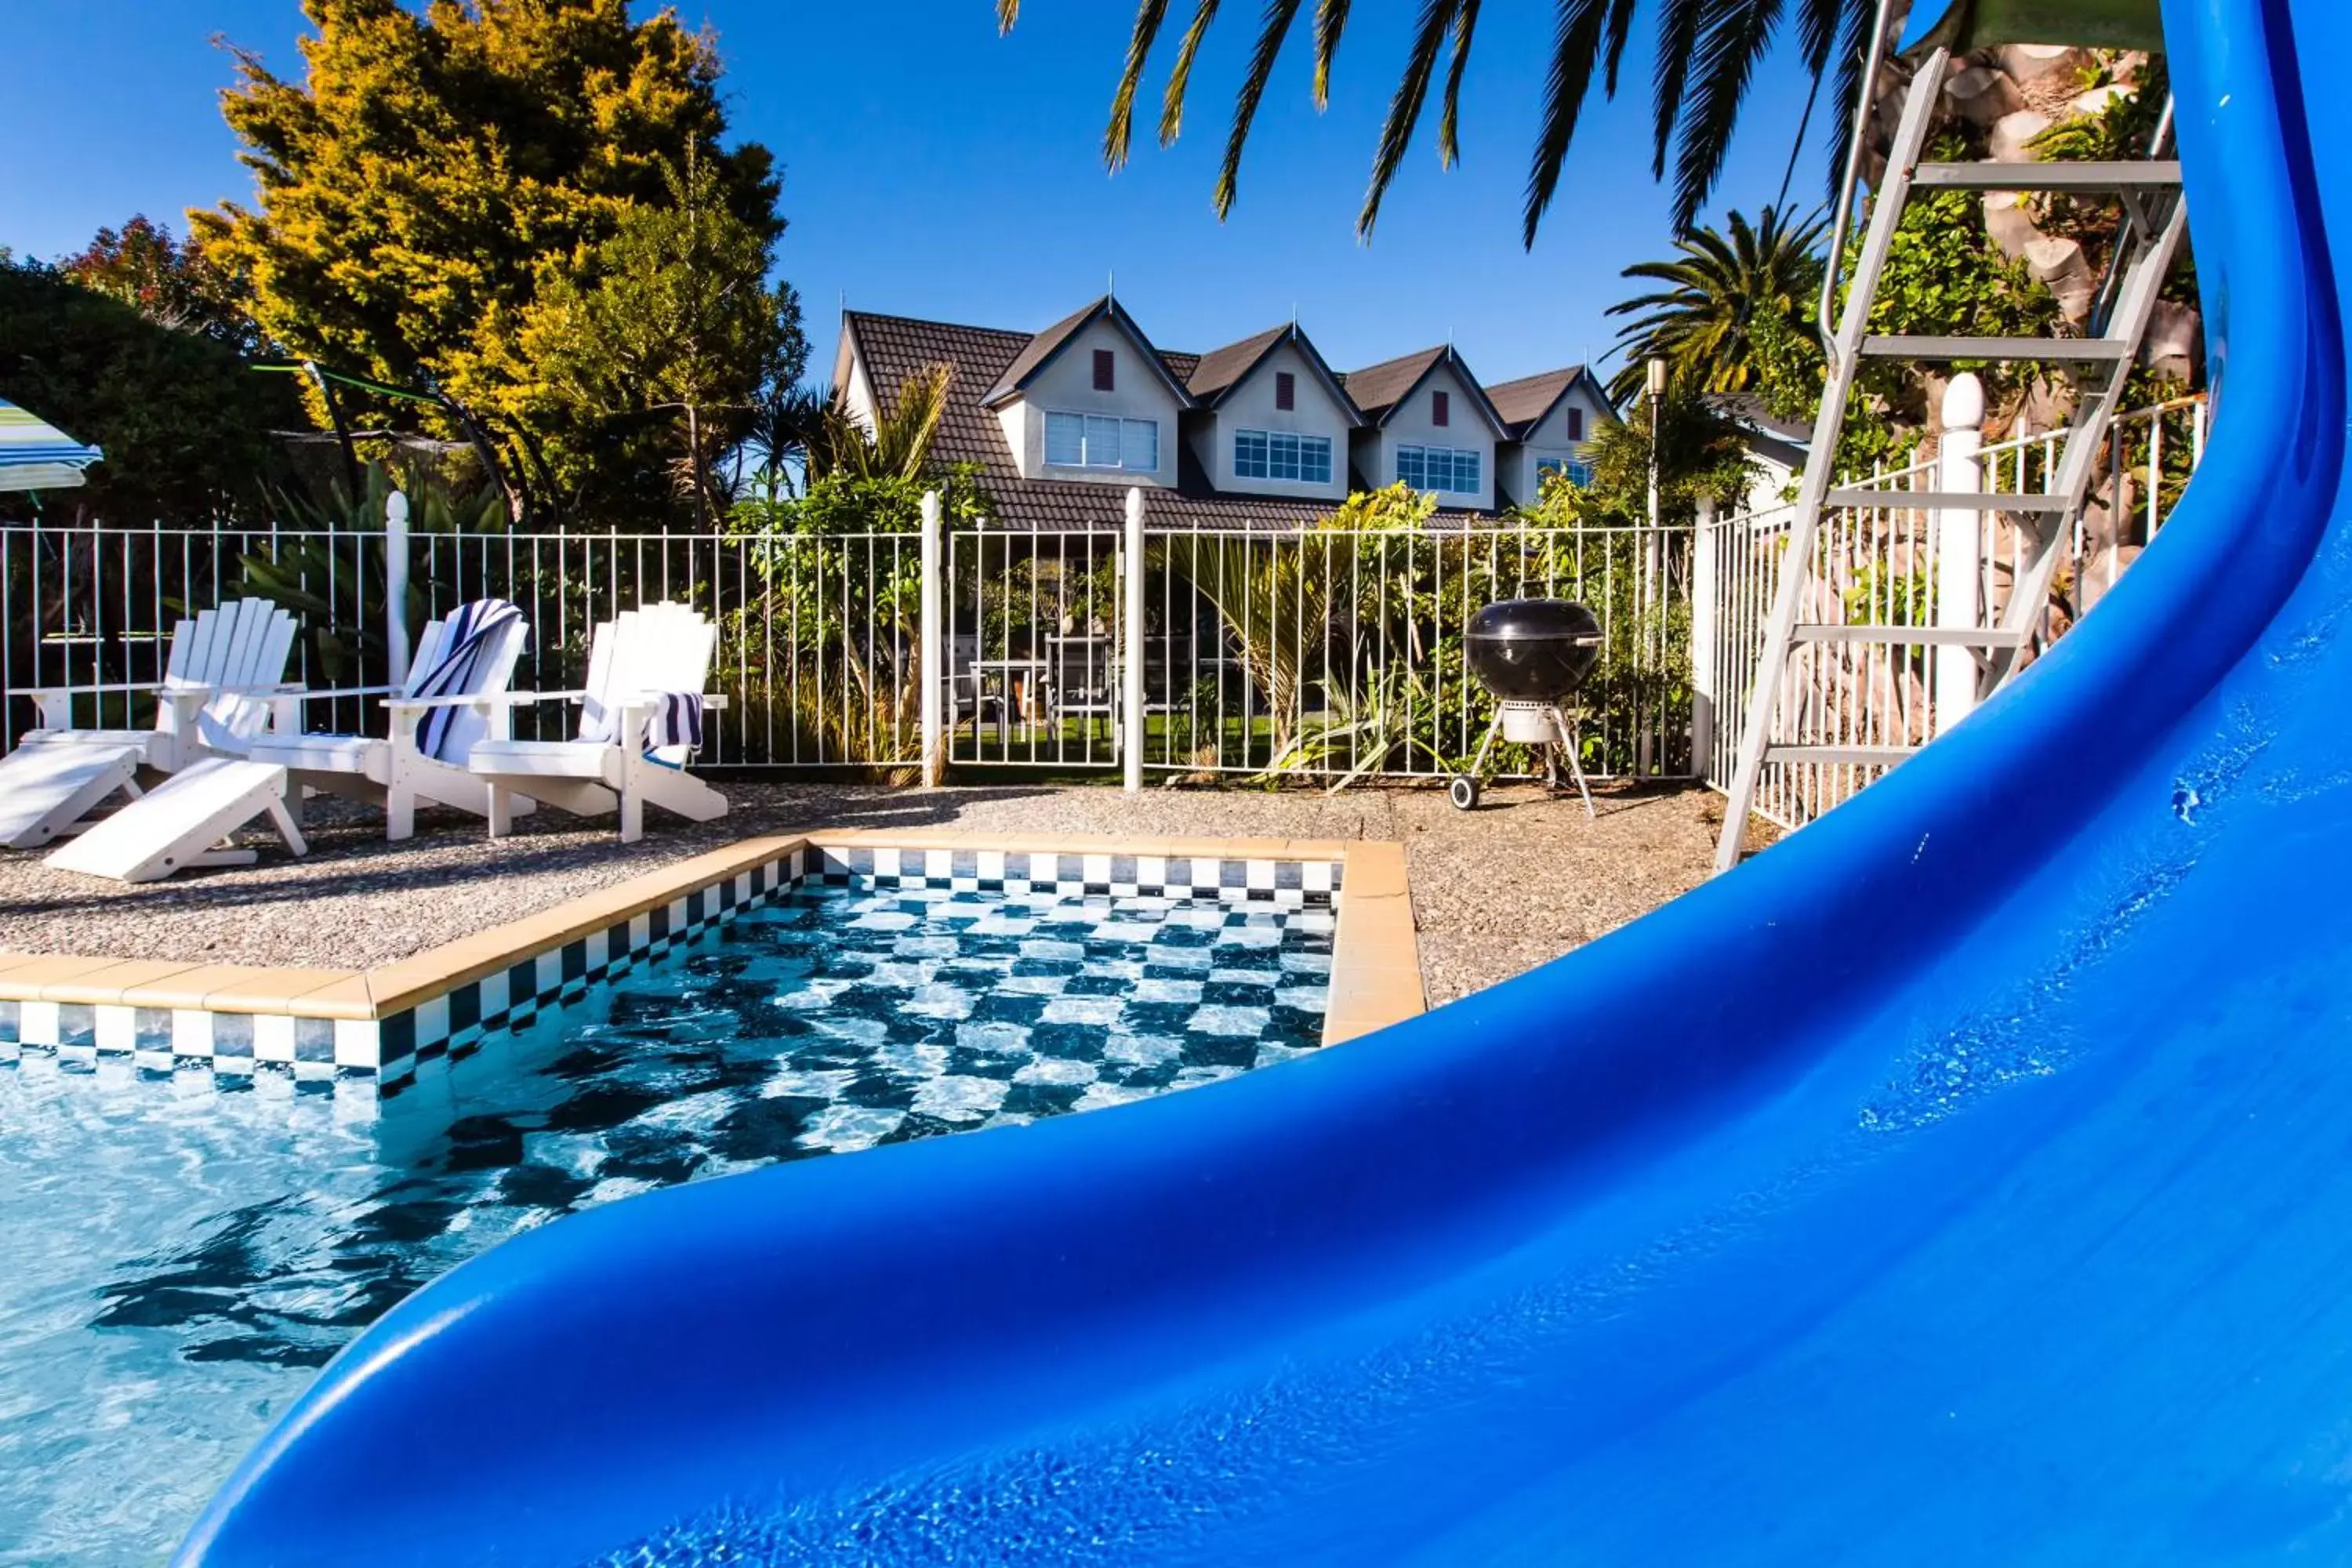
left=3, top=1, right=1836, bottom=392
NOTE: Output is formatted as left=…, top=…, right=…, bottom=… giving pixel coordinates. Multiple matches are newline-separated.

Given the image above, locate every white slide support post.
left=1690, top=496, right=1719, bottom=779
left=1934, top=375, right=1987, bottom=736
left=385, top=492, right=412, bottom=689
left=1122, top=487, right=1145, bottom=795
left=920, top=489, right=945, bottom=787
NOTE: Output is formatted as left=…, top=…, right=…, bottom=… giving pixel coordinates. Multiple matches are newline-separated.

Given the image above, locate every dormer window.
left=1398, top=444, right=1479, bottom=495
left=1432, top=390, right=1450, bottom=427
left=1566, top=408, right=1584, bottom=441
left=1047, top=410, right=1158, bottom=472
left=1275, top=371, right=1296, bottom=411
left=1093, top=349, right=1116, bottom=391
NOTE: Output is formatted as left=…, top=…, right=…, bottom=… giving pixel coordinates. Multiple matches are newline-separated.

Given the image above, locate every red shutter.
left=1275, top=371, right=1295, bottom=411
left=1432, top=390, right=1450, bottom=427
left=1093, top=349, right=1115, bottom=391
left=1566, top=408, right=1583, bottom=441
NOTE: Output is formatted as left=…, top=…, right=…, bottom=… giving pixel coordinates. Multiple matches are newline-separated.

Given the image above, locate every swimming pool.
left=0, top=878, right=1335, bottom=1564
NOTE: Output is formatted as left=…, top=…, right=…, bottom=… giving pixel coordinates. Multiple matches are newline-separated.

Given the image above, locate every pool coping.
left=0, top=829, right=1423, bottom=1085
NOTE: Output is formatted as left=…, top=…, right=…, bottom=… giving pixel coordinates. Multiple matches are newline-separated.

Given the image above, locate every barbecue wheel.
left=1448, top=775, right=1479, bottom=811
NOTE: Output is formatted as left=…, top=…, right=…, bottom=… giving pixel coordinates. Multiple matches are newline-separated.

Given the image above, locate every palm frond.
left=1437, top=0, right=1483, bottom=170
left=1215, top=0, right=1307, bottom=217
left=1520, top=0, right=1621, bottom=249
left=1601, top=0, right=1639, bottom=96
left=1356, top=0, right=1460, bottom=240
left=1650, top=0, right=1707, bottom=180
left=1312, top=0, right=1352, bottom=108
left=1160, top=0, right=1225, bottom=149
left=1670, top=0, right=1786, bottom=231
left=1106, top=0, right=1175, bottom=170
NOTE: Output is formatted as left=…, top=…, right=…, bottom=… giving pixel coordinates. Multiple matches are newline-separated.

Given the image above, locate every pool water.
left=0, top=880, right=1334, bottom=1565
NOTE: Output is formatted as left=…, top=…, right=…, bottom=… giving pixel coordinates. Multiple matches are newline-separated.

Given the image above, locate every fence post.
left=384, top=490, right=412, bottom=688
left=1933, top=375, right=1985, bottom=735
left=919, top=489, right=945, bottom=786
left=1122, top=487, right=1145, bottom=794
left=1690, top=495, right=1719, bottom=780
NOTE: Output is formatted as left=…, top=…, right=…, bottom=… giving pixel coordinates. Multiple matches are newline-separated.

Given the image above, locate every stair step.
left=1793, top=624, right=2029, bottom=648
left=1860, top=335, right=2132, bottom=363
left=1911, top=160, right=2182, bottom=191
left=1826, top=488, right=2070, bottom=512
left=1763, top=744, right=1918, bottom=767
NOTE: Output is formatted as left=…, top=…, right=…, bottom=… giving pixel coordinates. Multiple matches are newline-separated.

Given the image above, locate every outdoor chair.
left=0, top=598, right=298, bottom=851
left=45, top=600, right=535, bottom=882
left=465, top=602, right=729, bottom=844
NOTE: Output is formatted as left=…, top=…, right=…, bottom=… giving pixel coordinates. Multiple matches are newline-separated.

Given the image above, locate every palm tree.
left=738, top=383, right=833, bottom=501
left=995, top=0, right=1872, bottom=240
left=993, top=0, right=2164, bottom=243
left=1606, top=205, right=1828, bottom=403
left=817, top=362, right=952, bottom=483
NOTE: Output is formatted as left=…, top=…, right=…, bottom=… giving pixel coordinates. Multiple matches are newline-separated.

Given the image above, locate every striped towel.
left=639, top=691, right=706, bottom=758
left=411, top=600, right=524, bottom=761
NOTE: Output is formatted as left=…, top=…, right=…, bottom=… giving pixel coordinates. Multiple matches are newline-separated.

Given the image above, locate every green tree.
left=0, top=252, right=299, bottom=522
left=60, top=216, right=260, bottom=354
left=194, top=0, right=787, bottom=524
left=1556, top=384, right=1759, bottom=526
left=1606, top=206, right=1827, bottom=404
left=521, top=148, right=806, bottom=527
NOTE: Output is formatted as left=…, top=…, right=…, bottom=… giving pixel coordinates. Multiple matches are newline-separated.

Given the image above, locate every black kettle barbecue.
left=1450, top=598, right=1604, bottom=813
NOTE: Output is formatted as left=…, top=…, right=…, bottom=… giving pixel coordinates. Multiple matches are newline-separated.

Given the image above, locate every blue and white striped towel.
left=639, top=691, right=705, bottom=757
left=410, top=599, right=524, bottom=761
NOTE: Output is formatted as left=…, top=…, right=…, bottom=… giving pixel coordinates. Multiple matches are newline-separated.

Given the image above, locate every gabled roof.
left=1183, top=323, right=1362, bottom=421
left=837, top=307, right=1506, bottom=530
left=1485, top=365, right=1617, bottom=441
left=978, top=295, right=1195, bottom=410
left=1341, top=344, right=1508, bottom=436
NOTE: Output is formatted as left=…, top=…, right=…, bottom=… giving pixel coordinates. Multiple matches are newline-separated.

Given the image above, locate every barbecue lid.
left=1465, top=597, right=1603, bottom=644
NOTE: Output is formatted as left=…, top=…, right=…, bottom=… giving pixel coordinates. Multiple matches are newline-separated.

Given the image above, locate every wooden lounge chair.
left=247, top=599, right=533, bottom=840
left=466, top=602, right=729, bottom=844
left=0, top=598, right=297, bottom=849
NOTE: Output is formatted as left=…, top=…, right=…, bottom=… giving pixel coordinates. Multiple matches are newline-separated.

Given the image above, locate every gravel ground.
left=0, top=779, right=1773, bottom=1005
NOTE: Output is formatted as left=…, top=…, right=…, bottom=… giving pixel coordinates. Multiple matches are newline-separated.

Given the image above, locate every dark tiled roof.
left=1184, top=325, right=1288, bottom=401
left=1487, top=366, right=1584, bottom=437
left=843, top=308, right=1495, bottom=532
left=1340, top=346, right=1449, bottom=419
left=977, top=297, right=1101, bottom=405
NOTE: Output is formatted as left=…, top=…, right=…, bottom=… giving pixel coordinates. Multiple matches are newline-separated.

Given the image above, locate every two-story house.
left=1488, top=366, right=1617, bottom=506
left=1181, top=323, right=1359, bottom=504
left=1340, top=346, right=1509, bottom=512
left=831, top=299, right=1616, bottom=530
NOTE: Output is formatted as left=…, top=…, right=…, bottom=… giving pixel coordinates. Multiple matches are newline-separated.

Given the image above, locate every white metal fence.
left=1700, top=394, right=2209, bottom=829
left=2, top=393, right=2202, bottom=808
left=0, top=507, right=1692, bottom=786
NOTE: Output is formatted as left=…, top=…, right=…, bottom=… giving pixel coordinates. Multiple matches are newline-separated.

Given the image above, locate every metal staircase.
left=1712, top=25, right=2186, bottom=873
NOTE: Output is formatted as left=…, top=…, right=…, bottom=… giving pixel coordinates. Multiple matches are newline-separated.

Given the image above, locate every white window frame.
left=1397, top=443, right=1482, bottom=496
left=1537, top=456, right=1596, bottom=488
left=1232, top=427, right=1334, bottom=485
left=1045, top=411, right=1160, bottom=474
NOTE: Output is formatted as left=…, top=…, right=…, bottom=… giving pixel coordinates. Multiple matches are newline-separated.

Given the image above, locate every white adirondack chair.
left=247, top=598, right=534, bottom=840
left=0, top=598, right=298, bottom=849
left=466, top=602, right=729, bottom=844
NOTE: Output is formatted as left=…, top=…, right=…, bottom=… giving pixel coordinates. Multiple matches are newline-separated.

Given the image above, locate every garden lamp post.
left=1640, top=356, right=1668, bottom=775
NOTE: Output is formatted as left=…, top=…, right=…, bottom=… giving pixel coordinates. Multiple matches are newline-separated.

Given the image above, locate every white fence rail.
left=1701, top=393, right=2209, bottom=830
left=0, top=510, right=1693, bottom=786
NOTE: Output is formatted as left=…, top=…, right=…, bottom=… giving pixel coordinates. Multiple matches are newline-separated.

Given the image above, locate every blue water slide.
left=178, top=0, right=2352, bottom=1559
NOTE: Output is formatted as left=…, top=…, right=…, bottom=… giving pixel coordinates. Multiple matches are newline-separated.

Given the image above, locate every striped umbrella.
left=0, top=397, right=103, bottom=492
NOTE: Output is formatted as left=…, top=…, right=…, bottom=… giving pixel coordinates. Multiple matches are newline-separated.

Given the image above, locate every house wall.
left=1192, top=340, right=1354, bottom=502
left=1499, top=379, right=1617, bottom=507
left=1006, top=317, right=1184, bottom=488
left=1350, top=362, right=1498, bottom=510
